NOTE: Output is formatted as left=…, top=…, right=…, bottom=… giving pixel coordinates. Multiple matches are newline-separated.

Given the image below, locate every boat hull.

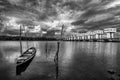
left=16, top=47, right=36, bottom=75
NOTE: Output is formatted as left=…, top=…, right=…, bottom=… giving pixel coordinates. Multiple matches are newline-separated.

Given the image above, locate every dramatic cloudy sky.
left=0, top=0, right=120, bottom=35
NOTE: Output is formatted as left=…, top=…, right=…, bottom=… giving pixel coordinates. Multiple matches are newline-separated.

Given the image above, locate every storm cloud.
left=0, top=0, right=120, bottom=34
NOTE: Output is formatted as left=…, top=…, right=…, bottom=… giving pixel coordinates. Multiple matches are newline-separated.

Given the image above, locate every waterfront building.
left=79, top=34, right=83, bottom=40
left=81, top=33, right=85, bottom=40
left=63, top=28, right=119, bottom=42
left=94, top=30, right=104, bottom=40
left=104, top=28, right=117, bottom=39
left=90, top=31, right=95, bottom=40
left=86, top=32, right=91, bottom=40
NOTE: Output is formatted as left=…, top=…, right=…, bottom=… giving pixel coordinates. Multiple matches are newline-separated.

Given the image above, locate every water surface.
left=0, top=41, right=120, bottom=80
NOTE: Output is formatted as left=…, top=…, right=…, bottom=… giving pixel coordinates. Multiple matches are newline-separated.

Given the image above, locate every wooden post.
left=54, top=24, right=64, bottom=80
left=26, top=31, right=29, bottom=48
left=45, top=42, right=48, bottom=58
left=20, top=25, right=23, bottom=54
left=54, top=41, right=60, bottom=80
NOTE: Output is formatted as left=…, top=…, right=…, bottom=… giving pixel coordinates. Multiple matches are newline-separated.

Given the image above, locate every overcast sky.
left=0, top=0, right=120, bottom=34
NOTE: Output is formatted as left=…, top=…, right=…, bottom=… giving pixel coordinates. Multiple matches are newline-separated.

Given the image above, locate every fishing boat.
left=16, top=25, right=37, bottom=75
left=16, top=47, right=36, bottom=75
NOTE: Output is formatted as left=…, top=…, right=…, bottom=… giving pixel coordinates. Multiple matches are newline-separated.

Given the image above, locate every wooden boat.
left=16, top=47, right=36, bottom=75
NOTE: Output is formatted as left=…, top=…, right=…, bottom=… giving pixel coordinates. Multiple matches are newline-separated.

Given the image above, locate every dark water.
left=0, top=41, right=120, bottom=80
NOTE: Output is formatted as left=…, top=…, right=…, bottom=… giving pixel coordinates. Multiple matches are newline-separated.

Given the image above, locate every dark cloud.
left=81, top=9, right=104, bottom=18
left=71, top=0, right=120, bottom=30
left=72, top=19, right=86, bottom=25
left=0, top=0, right=120, bottom=35
left=62, top=1, right=81, bottom=10
left=16, top=20, right=35, bottom=26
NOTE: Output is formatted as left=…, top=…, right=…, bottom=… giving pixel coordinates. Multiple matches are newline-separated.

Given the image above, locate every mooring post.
left=54, top=41, right=60, bottom=80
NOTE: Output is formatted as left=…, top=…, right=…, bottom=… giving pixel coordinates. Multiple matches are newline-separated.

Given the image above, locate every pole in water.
left=20, top=25, right=23, bottom=54
left=54, top=42, right=60, bottom=80
left=45, top=42, right=48, bottom=58
left=25, top=32, right=29, bottom=48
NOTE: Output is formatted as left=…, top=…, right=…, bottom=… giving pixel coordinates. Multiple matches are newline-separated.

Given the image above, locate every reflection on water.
left=0, top=41, right=120, bottom=80
left=105, top=43, right=117, bottom=70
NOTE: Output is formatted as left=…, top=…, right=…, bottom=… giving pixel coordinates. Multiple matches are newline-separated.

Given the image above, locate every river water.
left=0, top=41, right=120, bottom=80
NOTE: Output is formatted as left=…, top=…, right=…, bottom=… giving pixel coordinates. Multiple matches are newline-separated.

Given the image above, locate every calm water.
left=0, top=41, right=120, bottom=80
